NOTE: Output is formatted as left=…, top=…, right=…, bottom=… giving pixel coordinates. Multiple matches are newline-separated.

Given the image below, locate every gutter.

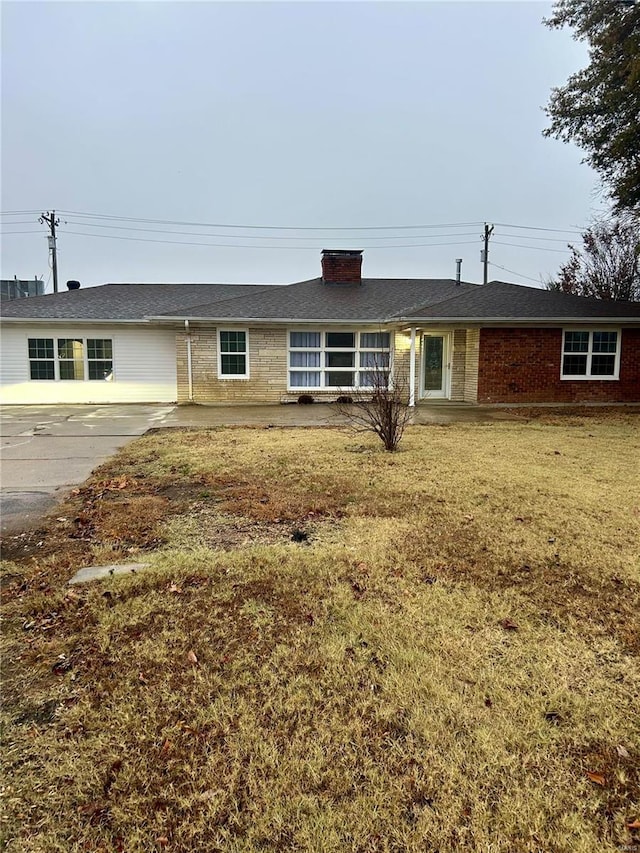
left=395, top=316, right=640, bottom=325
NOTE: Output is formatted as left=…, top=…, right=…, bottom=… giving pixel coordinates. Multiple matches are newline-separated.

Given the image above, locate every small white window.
left=218, top=329, right=249, bottom=379
left=561, top=330, right=620, bottom=380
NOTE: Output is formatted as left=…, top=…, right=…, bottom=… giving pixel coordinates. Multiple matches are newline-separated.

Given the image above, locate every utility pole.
left=481, top=222, right=494, bottom=285
left=40, top=210, right=60, bottom=293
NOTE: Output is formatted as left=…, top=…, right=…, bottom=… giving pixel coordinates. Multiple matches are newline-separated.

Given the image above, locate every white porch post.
left=409, top=326, right=416, bottom=407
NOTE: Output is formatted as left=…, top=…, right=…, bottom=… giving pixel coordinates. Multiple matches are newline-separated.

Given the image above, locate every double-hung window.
left=288, top=331, right=391, bottom=389
left=28, top=337, right=113, bottom=381
left=561, top=330, right=620, bottom=380
left=218, top=329, right=249, bottom=378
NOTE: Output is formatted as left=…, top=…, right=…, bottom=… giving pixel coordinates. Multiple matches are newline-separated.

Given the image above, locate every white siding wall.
left=0, top=324, right=177, bottom=404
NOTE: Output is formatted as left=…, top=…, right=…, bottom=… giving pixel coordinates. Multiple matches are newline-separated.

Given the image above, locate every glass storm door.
left=422, top=334, right=450, bottom=398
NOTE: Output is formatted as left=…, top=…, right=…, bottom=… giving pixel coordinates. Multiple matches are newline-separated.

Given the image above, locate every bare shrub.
left=336, top=361, right=412, bottom=451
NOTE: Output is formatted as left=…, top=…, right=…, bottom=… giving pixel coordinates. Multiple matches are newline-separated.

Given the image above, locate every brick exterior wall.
left=321, top=251, right=362, bottom=284
left=477, top=327, right=640, bottom=403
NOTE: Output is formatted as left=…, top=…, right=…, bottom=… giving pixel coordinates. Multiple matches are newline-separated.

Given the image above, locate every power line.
left=494, top=221, right=584, bottom=235
left=493, top=240, right=572, bottom=254
left=489, top=261, right=545, bottom=285
left=62, top=218, right=481, bottom=242
left=0, top=209, right=44, bottom=216
left=57, top=209, right=485, bottom=232
left=497, top=232, right=577, bottom=244
left=0, top=230, right=43, bottom=235
left=59, top=229, right=480, bottom=251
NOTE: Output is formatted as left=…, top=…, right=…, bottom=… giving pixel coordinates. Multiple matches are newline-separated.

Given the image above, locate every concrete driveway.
left=1, top=401, right=518, bottom=535
left=0, top=404, right=175, bottom=534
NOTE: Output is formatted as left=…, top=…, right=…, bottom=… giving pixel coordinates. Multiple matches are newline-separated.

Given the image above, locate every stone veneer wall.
left=177, top=327, right=287, bottom=403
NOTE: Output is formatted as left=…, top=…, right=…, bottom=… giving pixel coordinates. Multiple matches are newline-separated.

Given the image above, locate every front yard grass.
left=1, top=411, right=639, bottom=852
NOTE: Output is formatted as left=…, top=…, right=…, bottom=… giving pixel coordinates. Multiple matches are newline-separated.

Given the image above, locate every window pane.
left=221, top=354, right=246, bottom=375
left=289, top=371, right=320, bottom=387
left=220, top=331, right=246, bottom=353
left=290, top=332, right=320, bottom=348
left=87, top=339, right=112, bottom=359
left=590, top=354, right=616, bottom=376
left=592, top=331, right=617, bottom=353
left=326, top=351, right=354, bottom=368
left=28, top=338, right=53, bottom=359
left=360, top=351, right=390, bottom=369
left=88, top=361, right=113, bottom=380
left=326, top=332, right=355, bottom=348
left=326, top=371, right=354, bottom=387
left=562, top=354, right=587, bottom=375
left=424, top=336, right=444, bottom=391
left=290, top=351, right=320, bottom=368
left=564, top=332, right=589, bottom=353
left=59, top=360, right=85, bottom=380
left=360, top=332, right=390, bottom=349
left=30, top=361, right=55, bottom=380
left=58, top=338, right=84, bottom=359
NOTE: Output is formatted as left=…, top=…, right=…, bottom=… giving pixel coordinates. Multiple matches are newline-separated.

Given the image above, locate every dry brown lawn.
left=1, top=410, right=639, bottom=852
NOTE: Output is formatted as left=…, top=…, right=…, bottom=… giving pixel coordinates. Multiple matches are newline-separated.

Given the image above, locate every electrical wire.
left=493, top=240, right=572, bottom=254
left=0, top=209, right=44, bottom=216
left=58, top=229, right=480, bottom=251
left=0, top=230, right=44, bottom=235
left=56, top=209, right=485, bottom=231
left=493, top=221, right=584, bottom=235
left=62, top=219, right=480, bottom=242
left=488, top=261, right=546, bottom=285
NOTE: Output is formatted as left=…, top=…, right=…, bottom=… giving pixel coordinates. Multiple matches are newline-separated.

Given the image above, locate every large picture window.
left=561, top=330, right=620, bottom=380
left=28, top=337, right=113, bottom=381
left=218, top=329, right=249, bottom=378
left=288, top=330, right=390, bottom=389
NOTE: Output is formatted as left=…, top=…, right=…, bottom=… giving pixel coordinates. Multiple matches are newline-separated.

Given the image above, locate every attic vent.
left=321, top=250, right=363, bottom=286
left=67, top=280, right=81, bottom=290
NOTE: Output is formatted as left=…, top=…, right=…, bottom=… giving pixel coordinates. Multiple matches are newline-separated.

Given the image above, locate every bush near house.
left=1, top=411, right=639, bottom=853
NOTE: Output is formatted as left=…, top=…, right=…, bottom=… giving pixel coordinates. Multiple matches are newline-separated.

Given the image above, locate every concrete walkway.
left=161, top=402, right=522, bottom=429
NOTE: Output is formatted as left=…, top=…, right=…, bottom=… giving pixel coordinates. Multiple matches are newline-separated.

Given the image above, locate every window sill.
left=560, top=375, right=619, bottom=381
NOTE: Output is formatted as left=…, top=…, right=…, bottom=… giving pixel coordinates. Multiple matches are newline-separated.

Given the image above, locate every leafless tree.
left=546, top=216, right=640, bottom=301
left=336, top=357, right=412, bottom=452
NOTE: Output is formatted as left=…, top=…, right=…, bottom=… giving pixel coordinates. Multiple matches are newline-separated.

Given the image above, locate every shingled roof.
left=150, top=278, right=478, bottom=322
left=0, top=283, right=270, bottom=320
left=400, top=281, right=640, bottom=321
left=2, top=277, right=638, bottom=324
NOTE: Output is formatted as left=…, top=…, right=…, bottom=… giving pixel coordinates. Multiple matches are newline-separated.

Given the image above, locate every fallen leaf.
left=499, top=618, right=519, bottom=631
left=617, top=744, right=630, bottom=759
left=187, top=650, right=198, bottom=665
left=627, top=819, right=640, bottom=829
left=169, top=582, right=182, bottom=594
left=156, top=837, right=169, bottom=846
left=586, top=770, right=606, bottom=786
left=138, top=672, right=148, bottom=685
left=161, top=740, right=172, bottom=755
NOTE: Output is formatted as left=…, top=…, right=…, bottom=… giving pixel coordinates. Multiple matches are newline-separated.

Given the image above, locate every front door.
left=421, top=333, right=450, bottom=399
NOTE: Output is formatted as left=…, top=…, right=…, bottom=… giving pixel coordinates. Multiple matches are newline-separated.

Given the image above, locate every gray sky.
left=1, top=1, right=599, bottom=290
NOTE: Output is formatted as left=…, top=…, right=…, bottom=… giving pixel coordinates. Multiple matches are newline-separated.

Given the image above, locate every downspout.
left=409, top=327, right=416, bottom=407
left=184, top=320, right=193, bottom=402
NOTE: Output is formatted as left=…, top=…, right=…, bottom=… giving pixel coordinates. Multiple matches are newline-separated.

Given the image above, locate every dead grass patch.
left=1, top=414, right=639, bottom=852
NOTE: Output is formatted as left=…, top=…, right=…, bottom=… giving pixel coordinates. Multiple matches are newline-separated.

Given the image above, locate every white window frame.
left=287, top=330, right=392, bottom=391
left=27, top=336, right=115, bottom=382
left=561, top=328, right=621, bottom=381
left=217, top=328, right=250, bottom=379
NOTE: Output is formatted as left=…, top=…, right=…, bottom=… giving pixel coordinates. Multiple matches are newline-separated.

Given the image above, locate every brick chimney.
left=321, top=250, right=363, bottom=285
